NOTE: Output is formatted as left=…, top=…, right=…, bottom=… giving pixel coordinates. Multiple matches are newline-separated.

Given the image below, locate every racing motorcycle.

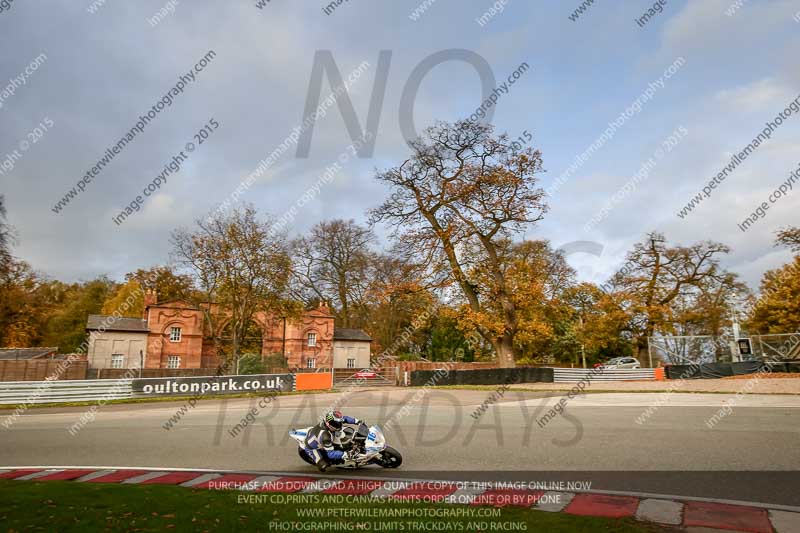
left=289, top=422, right=402, bottom=469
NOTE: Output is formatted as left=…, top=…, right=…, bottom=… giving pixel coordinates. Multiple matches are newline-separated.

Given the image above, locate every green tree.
left=425, top=312, right=475, bottom=362
left=237, top=353, right=266, bottom=375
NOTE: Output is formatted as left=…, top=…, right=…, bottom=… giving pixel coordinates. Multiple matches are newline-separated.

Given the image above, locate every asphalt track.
left=2, top=389, right=799, bottom=506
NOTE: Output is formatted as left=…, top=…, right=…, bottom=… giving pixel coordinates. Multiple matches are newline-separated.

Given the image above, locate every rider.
left=304, top=410, right=362, bottom=472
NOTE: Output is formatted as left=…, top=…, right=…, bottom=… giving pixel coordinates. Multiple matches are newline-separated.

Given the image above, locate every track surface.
left=2, top=389, right=799, bottom=505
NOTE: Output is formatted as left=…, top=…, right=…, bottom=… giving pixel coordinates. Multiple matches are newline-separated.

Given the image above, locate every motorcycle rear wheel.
left=375, top=446, right=402, bottom=468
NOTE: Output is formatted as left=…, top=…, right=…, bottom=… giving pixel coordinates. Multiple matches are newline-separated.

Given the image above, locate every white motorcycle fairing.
left=289, top=424, right=390, bottom=469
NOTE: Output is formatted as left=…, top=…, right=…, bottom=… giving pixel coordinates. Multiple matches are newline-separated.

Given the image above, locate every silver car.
left=599, top=357, right=641, bottom=369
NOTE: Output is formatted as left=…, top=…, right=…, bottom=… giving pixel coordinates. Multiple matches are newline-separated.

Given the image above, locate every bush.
left=237, top=353, right=266, bottom=375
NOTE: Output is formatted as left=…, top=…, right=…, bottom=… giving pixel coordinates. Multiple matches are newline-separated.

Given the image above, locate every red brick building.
left=86, top=291, right=368, bottom=370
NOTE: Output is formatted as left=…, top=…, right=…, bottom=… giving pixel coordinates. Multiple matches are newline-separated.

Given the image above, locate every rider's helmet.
left=324, top=410, right=344, bottom=432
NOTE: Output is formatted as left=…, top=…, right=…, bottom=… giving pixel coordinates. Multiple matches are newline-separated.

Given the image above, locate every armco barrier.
left=554, top=368, right=656, bottom=383
left=0, top=378, right=133, bottom=405
left=0, top=373, right=297, bottom=406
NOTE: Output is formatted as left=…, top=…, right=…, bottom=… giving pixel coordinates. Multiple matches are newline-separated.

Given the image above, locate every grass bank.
left=0, top=479, right=672, bottom=532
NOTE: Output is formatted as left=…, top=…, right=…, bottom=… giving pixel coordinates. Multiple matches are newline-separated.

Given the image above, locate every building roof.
left=0, top=347, right=58, bottom=360
left=333, top=328, right=372, bottom=342
left=86, top=315, right=149, bottom=333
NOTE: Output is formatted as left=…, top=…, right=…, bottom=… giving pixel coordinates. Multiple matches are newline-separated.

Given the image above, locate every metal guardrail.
left=553, top=368, right=656, bottom=383
left=0, top=373, right=297, bottom=406
left=0, top=378, right=133, bottom=405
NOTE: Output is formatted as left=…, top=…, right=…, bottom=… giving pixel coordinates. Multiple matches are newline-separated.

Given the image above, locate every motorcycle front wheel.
left=375, top=446, right=403, bottom=468
left=298, top=447, right=316, bottom=466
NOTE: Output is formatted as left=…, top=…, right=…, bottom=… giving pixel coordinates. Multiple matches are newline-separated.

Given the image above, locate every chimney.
left=143, top=289, right=157, bottom=320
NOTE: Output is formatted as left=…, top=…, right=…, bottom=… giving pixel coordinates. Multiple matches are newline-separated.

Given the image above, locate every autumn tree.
left=460, top=239, right=578, bottom=363
left=371, top=121, right=547, bottom=367
left=171, top=205, right=296, bottom=372
left=100, top=265, right=195, bottom=318
left=101, top=279, right=145, bottom=318
left=292, top=219, right=375, bottom=328
left=0, top=260, right=42, bottom=346
left=0, top=199, right=89, bottom=349
left=126, top=265, right=194, bottom=302
left=564, top=283, right=634, bottom=363
left=42, top=277, right=116, bottom=352
left=748, top=258, right=800, bottom=334
left=607, top=233, right=741, bottom=365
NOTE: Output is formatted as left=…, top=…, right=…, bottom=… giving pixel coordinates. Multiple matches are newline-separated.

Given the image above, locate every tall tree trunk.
left=637, top=342, right=650, bottom=368
left=496, top=334, right=516, bottom=368
left=637, top=325, right=654, bottom=367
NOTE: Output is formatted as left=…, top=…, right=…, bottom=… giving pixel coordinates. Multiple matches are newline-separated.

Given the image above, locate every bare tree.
left=776, top=226, right=800, bottom=253
left=0, top=195, right=15, bottom=277
left=292, top=219, right=375, bottom=327
left=171, top=205, right=295, bottom=372
left=370, top=120, right=547, bottom=367
left=608, top=233, right=740, bottom=364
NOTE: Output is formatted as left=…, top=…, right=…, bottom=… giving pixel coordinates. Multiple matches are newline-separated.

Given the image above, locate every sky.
left=1, top=0, right=799, bottom=291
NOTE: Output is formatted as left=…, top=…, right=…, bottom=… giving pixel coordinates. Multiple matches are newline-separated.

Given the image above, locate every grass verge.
left=0, top=479, right=672, bottom=532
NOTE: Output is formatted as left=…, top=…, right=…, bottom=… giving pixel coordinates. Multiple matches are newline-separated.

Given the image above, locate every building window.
left=167, top=356, right=180, bottom=369
left=170, top=327, right=182, bottom=342
left=110, top=354, right=124, bottom=369
left=347, top=358, right=355, bottom=369
left=306, top=358, right=316, bottom=369
left=307, top=332, right=316, bottom=347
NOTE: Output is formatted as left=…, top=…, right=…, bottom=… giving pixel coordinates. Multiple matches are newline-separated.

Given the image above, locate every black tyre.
left=298, top=447, right=315, bottom=466
left=376, top=446, right=402, bottom=468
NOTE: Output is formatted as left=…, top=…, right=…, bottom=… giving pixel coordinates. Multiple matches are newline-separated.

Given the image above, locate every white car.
left=597, top=357, right=641, bottom=369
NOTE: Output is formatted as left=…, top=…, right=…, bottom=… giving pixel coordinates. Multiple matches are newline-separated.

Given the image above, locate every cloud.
left=715, top=78, right=796, bottom=114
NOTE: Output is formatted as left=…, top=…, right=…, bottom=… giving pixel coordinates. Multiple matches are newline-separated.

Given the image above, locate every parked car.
left=594, top=357, right=641, bottom=369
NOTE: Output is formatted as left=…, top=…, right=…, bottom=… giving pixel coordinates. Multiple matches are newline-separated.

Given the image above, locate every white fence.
left=553, top=368, right=656, bottom=383
left=0, top=378, right=133, bottom=405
